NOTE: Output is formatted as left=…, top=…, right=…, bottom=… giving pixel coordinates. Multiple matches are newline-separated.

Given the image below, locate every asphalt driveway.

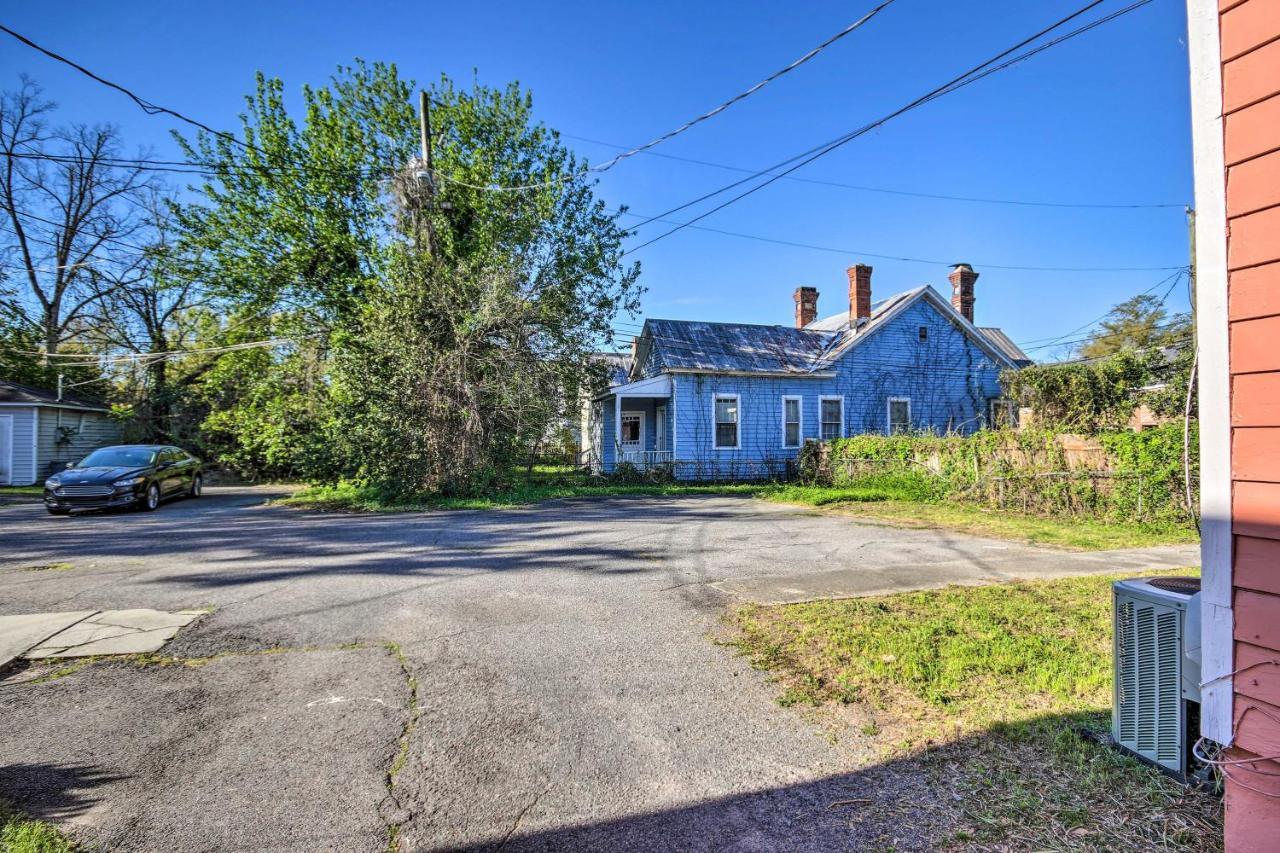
left=0, top=488, right=1197, bottom=852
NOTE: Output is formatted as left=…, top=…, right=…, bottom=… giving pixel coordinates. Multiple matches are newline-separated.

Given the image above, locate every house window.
left=819, top=396, right=843, bottom=441
left=918, top=326, right=928, bottom=342
left=620, top=412, right=642, bottom=449
left=655, top=403, right=668, bottom=451
left=988, top=398, right=1017, bottom=429
left=782, top=396, right=802, bottom=448
left=714, top=395, right=739, bottom=449
left=888, top=397, right=911, bottom=434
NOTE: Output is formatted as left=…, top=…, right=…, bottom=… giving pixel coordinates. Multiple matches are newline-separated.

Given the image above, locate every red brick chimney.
left=847, top=264, right=872, bottom=327
left=949, top=263, right=978, bottom=323
left=794, top=286, right=818, bottom=328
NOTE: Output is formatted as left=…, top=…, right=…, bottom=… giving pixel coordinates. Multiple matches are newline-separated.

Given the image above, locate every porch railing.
left=615, top=448, right=674, bottom=468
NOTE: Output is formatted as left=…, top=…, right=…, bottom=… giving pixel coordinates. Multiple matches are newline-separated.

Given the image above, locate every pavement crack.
left=381, top=640, right=420, bottom=853
left=494, top=777, right=556, bottom=852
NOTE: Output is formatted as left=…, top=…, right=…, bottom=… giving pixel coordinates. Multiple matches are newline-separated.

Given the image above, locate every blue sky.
left=0, top=0, right=1194, bottom=358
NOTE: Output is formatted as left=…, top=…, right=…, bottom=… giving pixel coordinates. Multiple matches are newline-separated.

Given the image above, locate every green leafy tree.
left=1079, top=293, right=1189, bottom=359
left=175, top=64, right=639, bottom=487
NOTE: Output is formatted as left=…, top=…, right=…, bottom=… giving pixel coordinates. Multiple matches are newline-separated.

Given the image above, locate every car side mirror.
left=65, top=462, right=73, bottom=469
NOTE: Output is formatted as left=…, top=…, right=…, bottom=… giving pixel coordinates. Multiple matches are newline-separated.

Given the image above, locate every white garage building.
left=0, top=380, right=124, bottom=486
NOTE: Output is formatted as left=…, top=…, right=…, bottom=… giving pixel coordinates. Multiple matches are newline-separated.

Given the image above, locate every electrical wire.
left=624, top=0, right=1152, bottom=255
left=428, top=2, right=898, bottom=192
left=0, top=23, right=251, bottom=152
left=618, top=211, right=1185, bottom=272
left=566, top=133, right=1185, bottom=210
left=1, top=5, right=896, bottom=192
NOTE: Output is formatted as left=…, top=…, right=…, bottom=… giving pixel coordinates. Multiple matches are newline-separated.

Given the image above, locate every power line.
left=0, top=24, right=251, bottom=152
left=624, top=0, right=1152, bottom=255
left=618, top=211, right=1183, bottom=272
left=1, top=4, right=897, bottom=193
left=430, top=2, right=898, bottom=193
left=566, top=133, right=1183, bottom=211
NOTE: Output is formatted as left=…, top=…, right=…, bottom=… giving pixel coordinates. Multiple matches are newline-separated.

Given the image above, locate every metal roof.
left=0, top=379, right=110, bottom=410
left=643, top=318, right=837, bottom=374
left=640, top=287, right=1023, bottom=376
left=976, top=327, right=1033, bottom=367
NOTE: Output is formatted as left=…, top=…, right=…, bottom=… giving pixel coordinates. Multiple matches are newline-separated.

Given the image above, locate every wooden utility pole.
left=418, top=90, right=436, bottom=253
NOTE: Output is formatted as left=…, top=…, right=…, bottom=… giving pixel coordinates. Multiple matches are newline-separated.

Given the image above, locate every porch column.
left=614, top=395, right=622, bottom=452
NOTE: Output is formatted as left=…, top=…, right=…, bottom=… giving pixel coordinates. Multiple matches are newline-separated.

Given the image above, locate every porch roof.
left=594, top=372, right=672, bottom=401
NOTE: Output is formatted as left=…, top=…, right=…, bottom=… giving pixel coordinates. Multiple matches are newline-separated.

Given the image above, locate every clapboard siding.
left=1214, top=0, right=1280, bottom=844
left=35, top=408, right=123, bottom=478
left=666, top=298, right=1004, bottom=479
left=0, top=407, right=36, bottom=485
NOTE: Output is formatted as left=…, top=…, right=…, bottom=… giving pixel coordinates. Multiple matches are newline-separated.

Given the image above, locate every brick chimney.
left=949, top=263, right=978, bottom=323
left=847, top=264, right=872, bottom=327
left=794, top=286, right=818, bottom=328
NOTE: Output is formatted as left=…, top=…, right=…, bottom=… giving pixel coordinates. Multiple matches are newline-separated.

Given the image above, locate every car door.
left=158, top=450, right=183, bottom=495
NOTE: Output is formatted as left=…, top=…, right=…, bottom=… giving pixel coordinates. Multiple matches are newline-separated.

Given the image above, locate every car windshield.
left=77, top=448, right=156, bottom=468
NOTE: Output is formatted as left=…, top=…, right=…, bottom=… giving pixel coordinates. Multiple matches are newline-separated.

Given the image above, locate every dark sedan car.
left=43, top=445, right=203, bottom=515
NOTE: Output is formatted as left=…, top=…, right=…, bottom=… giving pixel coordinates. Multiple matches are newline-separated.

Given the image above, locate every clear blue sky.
left=0, top=0, right=1194, bottom=358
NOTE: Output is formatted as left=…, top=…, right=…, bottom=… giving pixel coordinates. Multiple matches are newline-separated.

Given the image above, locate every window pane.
left=784, top=398, right=799, bottom=423
left=785, top=421, right=800, bottom=446
left=889, top=400, right=909, bottom=433
left=716, top=422, right=738, bottom=447
left=715, top=397, right=737, bottom=424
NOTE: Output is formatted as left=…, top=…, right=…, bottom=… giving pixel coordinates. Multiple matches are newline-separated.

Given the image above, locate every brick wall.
left=1219, top=0, right=1280, bottom=845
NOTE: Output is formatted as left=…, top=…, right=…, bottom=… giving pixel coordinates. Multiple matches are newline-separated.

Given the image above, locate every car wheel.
left=47, top=507, right=70, bottom=516
left=189, top=474, right=203, bottom=498
left=141, top=484, right=160, bottom=512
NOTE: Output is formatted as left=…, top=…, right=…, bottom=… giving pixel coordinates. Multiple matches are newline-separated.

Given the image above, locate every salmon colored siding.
left=1218, top=0, right=1280, bottom=845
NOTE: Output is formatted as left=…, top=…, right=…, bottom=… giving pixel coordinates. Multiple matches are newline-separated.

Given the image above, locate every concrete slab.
left=712, top=544, right=1202, bottom=604
left=0, top=611, right=96, bottom=668
left=25, top=609, right=205, bottom=659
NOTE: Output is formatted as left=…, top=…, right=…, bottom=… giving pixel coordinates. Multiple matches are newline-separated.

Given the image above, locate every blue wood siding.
left=594, top=296, right=1006, bottom=479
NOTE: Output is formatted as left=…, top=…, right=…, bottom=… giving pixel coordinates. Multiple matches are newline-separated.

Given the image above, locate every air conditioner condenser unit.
left=1112, top=576, right=1202, bottom=780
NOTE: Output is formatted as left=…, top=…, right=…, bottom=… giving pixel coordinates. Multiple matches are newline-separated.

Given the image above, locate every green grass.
left=797, top=498, right=1197, bottom=550
left=730, top=569, right=1221, bottom=851
left=279, top=470, right=1195, bottom=551
left=0, top=801, right=75, bottom=853
left=278, top=478, right=765, bottom=512
left=0, top=485, right=43, bottom=497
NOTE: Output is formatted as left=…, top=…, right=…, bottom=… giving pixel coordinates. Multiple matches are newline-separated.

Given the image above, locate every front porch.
left=589, top=373, right=673, bottom=475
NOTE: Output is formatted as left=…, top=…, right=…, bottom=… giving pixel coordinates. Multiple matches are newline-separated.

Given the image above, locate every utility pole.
left=418, top=90, right=436, bottom=254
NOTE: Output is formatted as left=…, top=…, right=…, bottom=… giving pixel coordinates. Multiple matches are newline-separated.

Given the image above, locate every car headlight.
left=112, top=477, right=144, bottom=489
left=44, top=476, right=61, bottom=488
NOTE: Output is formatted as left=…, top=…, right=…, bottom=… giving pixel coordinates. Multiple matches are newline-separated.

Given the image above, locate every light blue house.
left=585, top=263, right=1030, bottom=479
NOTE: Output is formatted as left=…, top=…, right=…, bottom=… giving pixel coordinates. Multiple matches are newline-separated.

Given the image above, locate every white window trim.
left=619, top=410, right=645, bottom=450
left=887, top=397, right=912, bottom=434
left=781, top=395, right=803, bottom=449
left=988, top=397, right=1015, bottom=429
left=712, top=393, right=741, bottom=450
left=818, top=395, right=844, bottom=441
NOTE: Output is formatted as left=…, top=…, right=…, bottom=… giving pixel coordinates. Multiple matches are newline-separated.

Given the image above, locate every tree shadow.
left=0, top=761, right=128, bottom=822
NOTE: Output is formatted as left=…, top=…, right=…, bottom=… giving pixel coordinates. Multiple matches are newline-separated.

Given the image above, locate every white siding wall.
left=35, top=408, right=123, bottom=480
left=0, top=407, right=37, bottom=485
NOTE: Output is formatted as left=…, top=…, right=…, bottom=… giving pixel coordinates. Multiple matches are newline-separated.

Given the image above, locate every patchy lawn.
left=797, top=497, right=1197, bottom=550
left=279, top=470, right=1196, bottom=551
left=278, top=479, right=764, bottom=511
left=0, top=800, right=75, bottom=853
left=730, top=569, right=1221, bottom=851
left=0, top=485, right=43, bottom=499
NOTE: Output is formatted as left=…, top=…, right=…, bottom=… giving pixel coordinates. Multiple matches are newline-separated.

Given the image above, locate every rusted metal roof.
left=643, top=318, right=837, bottom=374
left=640, top=286, right=1024, bottom=376
left=976, top=327, right=1033, bottom=367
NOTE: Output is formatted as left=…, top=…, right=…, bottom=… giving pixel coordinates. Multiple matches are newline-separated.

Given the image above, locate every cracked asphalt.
left=0, top=487, right=1197, bottom=851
